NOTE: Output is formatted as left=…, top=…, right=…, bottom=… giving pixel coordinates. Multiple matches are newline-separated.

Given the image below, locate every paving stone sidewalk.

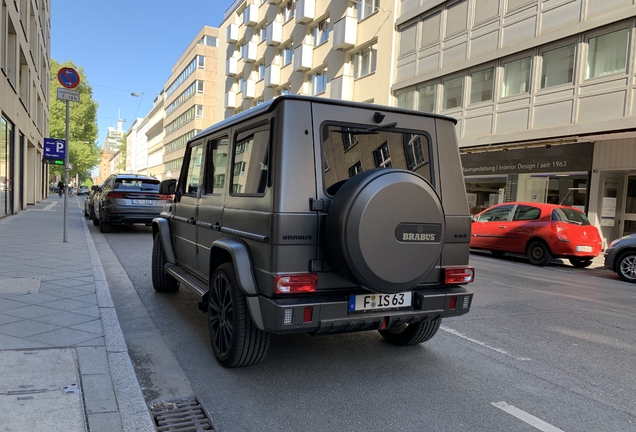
left=0, top=195, right=154, bottom=432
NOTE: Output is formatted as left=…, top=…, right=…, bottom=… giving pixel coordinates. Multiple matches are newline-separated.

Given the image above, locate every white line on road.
left=440, top=326, right=531, bottom=361
left=492, top=401, right=565, bottom=432
left=27, top=201, right=58, bottom=211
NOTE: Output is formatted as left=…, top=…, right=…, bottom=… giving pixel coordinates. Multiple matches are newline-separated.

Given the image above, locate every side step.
left=165, top=264, right=208, bottom=297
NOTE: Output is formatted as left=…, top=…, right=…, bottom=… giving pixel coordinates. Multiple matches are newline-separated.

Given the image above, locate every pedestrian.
left=57, top=180, right=64, bottom=197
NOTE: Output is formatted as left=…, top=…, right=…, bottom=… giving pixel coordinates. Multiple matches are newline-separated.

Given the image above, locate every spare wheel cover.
left=326, top=168, right=444, bottom=294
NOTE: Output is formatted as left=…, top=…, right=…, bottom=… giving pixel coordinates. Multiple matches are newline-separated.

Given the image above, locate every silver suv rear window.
left=321, top=122, right=433, bottom=194
left=114, top=179, right=160, bottom=191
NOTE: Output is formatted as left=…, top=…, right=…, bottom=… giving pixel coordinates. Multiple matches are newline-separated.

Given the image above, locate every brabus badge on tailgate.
left=395, top=223, right=442, bottom=243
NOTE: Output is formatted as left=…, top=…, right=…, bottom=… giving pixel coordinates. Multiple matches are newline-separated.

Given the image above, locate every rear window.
left=321, top=122, right=433, bottom=194
left=551, top=208, right=591, bottom=225
left=114, top=178, right=160, bottom=192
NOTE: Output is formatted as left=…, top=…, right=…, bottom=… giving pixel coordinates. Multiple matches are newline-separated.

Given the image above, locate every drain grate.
left=149, top=395, right=213, bottom=431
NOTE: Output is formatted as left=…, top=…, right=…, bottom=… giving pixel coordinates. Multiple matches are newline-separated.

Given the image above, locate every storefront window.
left=465, top=176, right=507, bottom=214
left=0, top=117, right=9, bottom=217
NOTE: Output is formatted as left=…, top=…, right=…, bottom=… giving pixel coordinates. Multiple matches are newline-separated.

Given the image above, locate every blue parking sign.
left=44, top=138, right=66, bottom=160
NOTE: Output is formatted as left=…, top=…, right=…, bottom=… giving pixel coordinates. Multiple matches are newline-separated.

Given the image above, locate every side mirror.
left=91, top=185, right=100, bottom=191
left=159, top=179, right=177, bottom=195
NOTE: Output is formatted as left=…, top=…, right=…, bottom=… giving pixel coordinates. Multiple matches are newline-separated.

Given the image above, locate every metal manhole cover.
left=149, top=395, right=213, bottom=431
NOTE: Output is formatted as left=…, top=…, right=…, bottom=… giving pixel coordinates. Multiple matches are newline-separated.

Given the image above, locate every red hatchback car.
left=471, top=202, right=602, bottom=267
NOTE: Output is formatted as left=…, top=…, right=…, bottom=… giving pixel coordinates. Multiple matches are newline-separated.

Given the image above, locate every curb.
left=80, top=209, right=156, bottom=431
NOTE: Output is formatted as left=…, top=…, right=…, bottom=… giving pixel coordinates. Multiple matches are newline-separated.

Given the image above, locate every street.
left=89, top=224, right=636, bottom=432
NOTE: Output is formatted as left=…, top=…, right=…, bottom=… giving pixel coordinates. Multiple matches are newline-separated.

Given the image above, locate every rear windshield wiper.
left=562, top=219, right=583, bottom=225
left=330, top=122, right=398, bottom=135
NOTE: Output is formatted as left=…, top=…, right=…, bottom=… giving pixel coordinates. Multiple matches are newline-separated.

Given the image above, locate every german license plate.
left=132, top=199, right=153, bottom=205
left=349, top=292, right=412, bottom=312
left=576, top=245, right=593, bottom=252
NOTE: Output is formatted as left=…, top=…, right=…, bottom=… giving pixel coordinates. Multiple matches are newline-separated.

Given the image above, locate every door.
left=623, top=176, right=636, bottom=236
left=471, top=204, right=515, bottom=250
left=506, top=204, right=543, bottom=253
left=197, top=136, right=229, bottom=278
left=171, top=142, right=204, bottom=273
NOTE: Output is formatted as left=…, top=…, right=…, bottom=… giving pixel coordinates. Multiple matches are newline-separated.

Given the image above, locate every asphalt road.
left=89, top=222, right=636, bottom=432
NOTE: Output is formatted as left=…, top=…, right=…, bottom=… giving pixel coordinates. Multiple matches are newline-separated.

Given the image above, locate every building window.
left=356, top=0, right=379, bottom=21
left=233, top=161, right=247, bottom=176
left=404, top=134, right=426, bottom=170
left=197, top=56, right=205, bottom=68
left=313, top=18, right=330, bottom=46
left=283, top=0, right=295, bottom=22
left=309, top=68, right=328, bottom=95
left=501, top=57, right=531, bottom=98
left=418, top=84, right=436, bottom=112
left=343, top=133, right=358, bottom=151
left=199, top=35, right=217, bottom=47
left=540, top=44, right=575, bottom=89
left=397, top=91, right=414, bottom=109
left=197, top=81, right=204, bottom=93
left=373, top=142, right=392, bottom=168
left=586, top=28, right=628, bottom=79
left=442, top=76, right=463, bottom=110
left=352, top=45, right=377, bottom=78
left=470, top=68, right=494, bottom=104
left=282, top=43, right=293, bottom=66
left=348, top=161, right=363, bottom=178
left=196, top=105, right=204, bottom=119
left=279, top=85, right=291, bottom=96
left=260, top=26, right=266, bottom=42
left=258, top=63, right=265, bottom=80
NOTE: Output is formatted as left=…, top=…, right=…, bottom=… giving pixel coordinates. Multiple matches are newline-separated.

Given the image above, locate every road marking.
left=27, top=202, right=57, bottom=211
left=440, top=326, right=531, bottom=361
left=492, top=401, right=564, bottom=432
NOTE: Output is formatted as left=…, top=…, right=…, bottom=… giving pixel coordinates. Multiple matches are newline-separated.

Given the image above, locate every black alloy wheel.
left=616, top=251, right=636, bottom=283
left=378, top=318, right=442, bottom=346
left=569, top=258, right=593, bottom=268
left=526, top=240, right=552, bottom=266
left=208, top=263, right=270, bottom=367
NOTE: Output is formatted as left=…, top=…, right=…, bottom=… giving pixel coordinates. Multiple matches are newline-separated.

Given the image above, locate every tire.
left=99, top=220, right=112, bottom=233
left=526, top=240, right=552, bottom=266
left=91, top=208, right=99, bottom=226
left=151, top=233, right=179, bottom=292
left=325, top=168, right=445, bottom=294
left=569, top=258, right=593, bottom=268
left=616, top=251, right=636, bottom=283
left=379, top=318, right=442, bottom=346
left=490, top=250, right=505, bottom=257
left=209, top=263, right=271, bottom=367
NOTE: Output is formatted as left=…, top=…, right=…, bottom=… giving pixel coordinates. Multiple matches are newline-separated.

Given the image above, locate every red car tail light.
left=444, top=267, right=475, bottom=284
left=303, top=306, right=313, bottom=322
left=274, top=274, right=318, bottom=294
left=105, top=192, right=128, bottom=199
left=158, top=194, right=173, bottom=201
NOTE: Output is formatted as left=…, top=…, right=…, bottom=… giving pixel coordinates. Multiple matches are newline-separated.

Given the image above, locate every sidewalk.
left=0, top=195, right=155, bottom=432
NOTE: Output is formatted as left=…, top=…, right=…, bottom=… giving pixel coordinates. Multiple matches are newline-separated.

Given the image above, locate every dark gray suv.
left=152, top=96, right=475, bottom=367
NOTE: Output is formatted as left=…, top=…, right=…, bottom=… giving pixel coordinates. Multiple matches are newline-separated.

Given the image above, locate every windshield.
left=551, top=208, right=591, bottom=225
left=321, top=122, right=432, bottom=194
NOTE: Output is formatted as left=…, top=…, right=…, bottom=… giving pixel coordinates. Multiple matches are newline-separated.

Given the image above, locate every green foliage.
left=49, top=59, right=100, bottom=179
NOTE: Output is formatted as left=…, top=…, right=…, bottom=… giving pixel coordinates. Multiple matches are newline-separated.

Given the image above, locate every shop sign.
left=461, top=143, right=594, bottom=176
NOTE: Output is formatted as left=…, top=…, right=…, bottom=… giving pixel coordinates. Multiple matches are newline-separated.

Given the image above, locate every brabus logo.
left=395, top=223, right=442, bottom=243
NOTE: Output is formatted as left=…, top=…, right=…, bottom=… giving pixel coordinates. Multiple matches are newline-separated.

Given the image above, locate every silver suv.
left=152, top=96, right=475, bottom=367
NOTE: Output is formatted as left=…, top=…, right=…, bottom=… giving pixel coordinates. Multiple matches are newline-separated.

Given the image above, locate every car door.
left=506, top=205, right=543, bottom=253
left=171, top=142, right=205, bottom=273
left=95, top=176, right=114, bottom=221
left=471, top=204, right=515, bottom=250
left=196, top=136, right=229, bottom=278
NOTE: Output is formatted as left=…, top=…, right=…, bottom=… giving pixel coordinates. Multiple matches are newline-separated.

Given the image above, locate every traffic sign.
left=57, top=67, right=80, bottom=89
left=57, top=88, right=80, bottom=102
left=43, top=138, right=66, bottom=161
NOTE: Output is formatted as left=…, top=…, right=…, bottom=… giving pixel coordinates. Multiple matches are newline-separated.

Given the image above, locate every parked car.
left=84, top=185, right=100, bottom=219
left=92, top=174, right=172, bottom=233
left=470, top=202, right=602, bottom=267
left=151, top=95, right=475, bottom=368
left=604, top=234, right=636, bottom=283
left=77, top=186, right=90, bottom=196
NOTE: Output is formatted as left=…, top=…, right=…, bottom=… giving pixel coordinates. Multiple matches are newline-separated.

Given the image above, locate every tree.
left=118, top=133, right=127, bottom=172
left=49, top=60, right=100, bottom=180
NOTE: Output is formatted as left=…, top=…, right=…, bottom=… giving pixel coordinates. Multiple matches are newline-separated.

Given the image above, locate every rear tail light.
left=105, top=192, right=128, bottom=199
left=158, top=194, right=173, bottom=200
left=554, top=223, right=569, bottom=241
left=444, top=267, right=475, bottom=284
left=274, top=274, right=318, bottom=294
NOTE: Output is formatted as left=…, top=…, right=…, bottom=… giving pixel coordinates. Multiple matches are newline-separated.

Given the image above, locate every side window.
left=204, top=137, right=229, bottom=194
left=231, top=126, right=269, bottom=196
left=183, top=144, right=204, bottom=195
left=513, top=205, right=541, bottom=221
left=478, top=205, right=513, bottom=222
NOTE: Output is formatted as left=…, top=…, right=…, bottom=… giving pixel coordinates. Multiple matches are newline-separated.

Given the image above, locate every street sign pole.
left=64, top=100, right=69, bottom=243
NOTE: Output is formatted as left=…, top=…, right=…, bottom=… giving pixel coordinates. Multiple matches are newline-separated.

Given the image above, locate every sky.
left=51, top=0, right=229, bottom=147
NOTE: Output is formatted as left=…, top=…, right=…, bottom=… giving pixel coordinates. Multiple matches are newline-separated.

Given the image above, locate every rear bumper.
left=551, top=241, right=601, bottom=259
left=102, top=211, right=161, bottom=224
left=253, top=286, right=473, bottom=334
